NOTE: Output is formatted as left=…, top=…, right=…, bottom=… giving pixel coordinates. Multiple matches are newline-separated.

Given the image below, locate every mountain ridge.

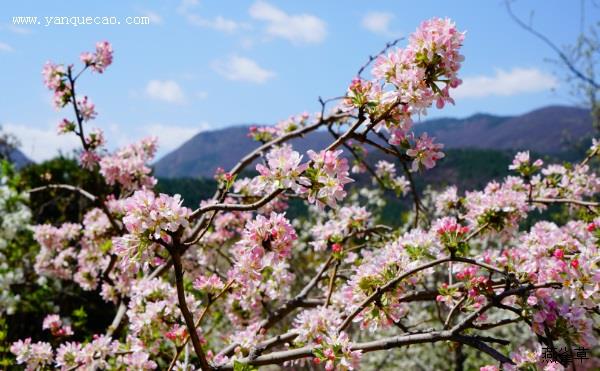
left=153, top=105, right=593, bottom=178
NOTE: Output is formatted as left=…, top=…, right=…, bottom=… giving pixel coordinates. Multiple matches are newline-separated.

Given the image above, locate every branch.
left=190, top=189, right=283, bottom=219
left=170, top=248, right=211, bottom=371
left=357, top=37, right=404, bottom=77
left=337, top=257, right=452, bottom=332
left=532, top=197, right=599, bottom=213
left=106, top=300, right=127, bottom=337
left=27, top=183, right=123, bottom=232
left=27, top=184, right=97, bottom=201
left=168, top=280, right=235, bottom=371
left=66, top=67, right=90, bottom=151
left=505, top=0, right=599, bottom=89
left=215, top=330, right=513, bottom=369
left=216, top=254, right=334, bottom=358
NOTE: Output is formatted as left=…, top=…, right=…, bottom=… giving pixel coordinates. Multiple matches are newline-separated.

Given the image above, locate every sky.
left=0, top=0, right=592, bottom=162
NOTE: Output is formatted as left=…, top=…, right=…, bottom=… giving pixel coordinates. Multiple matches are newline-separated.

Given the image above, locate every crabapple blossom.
left=249, top=112, right=311, bottom=142
left=55, top=342, right=82, bottom=370
left=10, top=338, right=53, bottom=371
left=309, top=205, right=372, bottom=251
left=10, top=22, right=600, bottom=371
left=312, top=332, right=362, bottom=371
left=509, top=151, right=544, bottom=176
left=374, top=160, right=410, bottom=196
left=57, top=118, right=75, bottom=134
left=305, top=149, right=354, bottom=208
left=42, top=314, right=73, bottom=337
left=99, top=136, right=158, bottom=190
left=194, top=273, right=225, bottom=295
left=76, top=96, right=97, bottom=122
left=253, top=144, right=309, bottom=194
left=122, top=189, right=191, bottom=243
left=406, top=132, right=445, bottom=171
left=80, top=41, right=113, bottom=73
left=85, top=127, right=105, bottom=149
left=293, top=307, right=343, bottom=344
left=232, top=212, right=297, bottom=268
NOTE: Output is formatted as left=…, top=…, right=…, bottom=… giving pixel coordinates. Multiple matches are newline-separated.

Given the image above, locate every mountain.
left=1, top=145, right=31, bottom=168
left=153, top=105, right=593, bottom=178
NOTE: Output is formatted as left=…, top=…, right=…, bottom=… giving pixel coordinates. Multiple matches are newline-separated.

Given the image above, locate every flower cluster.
left=509, top=151, right=543, bottom=176
left=310, top=205, right=372, bottom=251
left=121, top=189, right=191, bottom=243
left=293, top=307, right=342, bottom=345
left=374, top=160, right=410, bottom=196
left=10, top=338, right=53, bottom=371
left=126, top=278, right=197, bottom=351
left=193, top=273, right=225, bottom=295
left=312, top=332, right=362, bottom=371
left=465, top=177, right=529, bottom=231
left=344, top=17, right=464, bottom=174
left=434, top=217, right=469, bottom=255
left=99, top=136, right=158, bottom=190
left=232, top=212, right=297, bottom=271
left=253, top=144, right=309, bottom=193
left=42, top=314, right=73, bottom=337
left=226, top=213, right=297, bottom=328
left=406, top=133, right=445, bottom=171
left=80, top=41, right=113, bottom=73
left=342, top=228, right=438, bottom=330
left=76, top=96, right=97, bottom=122
left=32, top=223, right=81, bottom=279
left=42, top=62, right=71, bottom=108
left=305, top=149, right=354, bottom=208
left=248, top=112, right=311, bottom=142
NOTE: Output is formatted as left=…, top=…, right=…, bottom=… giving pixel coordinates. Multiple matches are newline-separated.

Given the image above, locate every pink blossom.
left=42, top=61, right=71, bottom=108
left=81, top=41, right=113, bottom=73
left=76, top=96, right=97, bottom=121
left=55, top=342, right=82, bottom=370
left=42, top=314, right=73, bottom=337
left=253, top=144, right=310, bottom=194
left=193, top=273, right=225, bottom=294
left=306, top=149, right=354, bottom=208
left=122, top=189, right=191, bottom=242
left=10, top=338, right=53, bottom=371
left=99, top=136, right=158, bottom=190
left=57, top=118, right=75, bottom=134
left=80, top=149, right=100, bottom=169
left=406, top=133, right=445, bottom=171
left=85, top=127, right=105, bottom=149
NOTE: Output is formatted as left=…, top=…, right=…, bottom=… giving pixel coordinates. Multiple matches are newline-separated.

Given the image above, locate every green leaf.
left=233, top=360, right=258, bottom=371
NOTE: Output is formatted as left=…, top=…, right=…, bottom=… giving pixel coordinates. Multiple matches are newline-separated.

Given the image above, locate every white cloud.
left=3, top=120, right=207, bottom=162
left=186, top=14, right=241, bottom=33
left=177, top=0, right=200, bottom=14
left=453, top=68, right=558, bottom=99
left=213, top=55, right=275, bottom=84
left=361, top=12, right=396, bottom=36
left=145, top=80, right=186, bottom=104
left=3, top=123, right=79, bottom=162
left=249, top=1, right=326, bottom=44
left=6, top=25, right=32, bottom=35
left=0, top=42, right=14, bottom=52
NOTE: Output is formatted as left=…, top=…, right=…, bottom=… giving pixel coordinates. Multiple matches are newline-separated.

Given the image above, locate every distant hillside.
left=153, top=105, right=593, bottom=178
left=1, top=145, right=31, bottom=168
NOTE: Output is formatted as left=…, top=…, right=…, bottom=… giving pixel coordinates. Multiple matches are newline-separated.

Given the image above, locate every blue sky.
left=0, top=0, right=589, bottom=162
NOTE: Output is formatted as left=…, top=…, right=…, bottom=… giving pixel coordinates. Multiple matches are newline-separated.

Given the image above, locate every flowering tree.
left=7, top=18, right=600, bottom=370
